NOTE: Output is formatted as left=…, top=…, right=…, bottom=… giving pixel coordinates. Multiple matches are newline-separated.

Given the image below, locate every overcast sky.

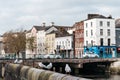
left=0, top=0, right=120, bottom=34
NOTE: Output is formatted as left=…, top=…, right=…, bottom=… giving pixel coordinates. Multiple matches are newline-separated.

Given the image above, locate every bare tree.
left=3, top=29, right=26, bottom=58
left=26, top=36, right=36, bottom=54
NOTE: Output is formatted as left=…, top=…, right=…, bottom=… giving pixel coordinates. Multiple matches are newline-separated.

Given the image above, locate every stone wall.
left=110, top=60, right=120, bottom=74
left=4, top=63, right=85, bottom=80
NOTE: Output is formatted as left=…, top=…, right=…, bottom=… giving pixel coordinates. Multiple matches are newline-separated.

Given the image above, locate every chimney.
left=42, top=22, right=45, bottom=27
left=88, top=14, right=99, bottom=19
left=108, top=15, right=112, bottom=19
left=51, top=22, right=54, bottom=26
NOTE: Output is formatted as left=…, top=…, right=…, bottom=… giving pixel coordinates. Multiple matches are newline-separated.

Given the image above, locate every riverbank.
left=3, top=63, right=88, bottom=80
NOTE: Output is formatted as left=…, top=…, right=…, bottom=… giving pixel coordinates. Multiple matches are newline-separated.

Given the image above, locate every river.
left=0, top=73, right=120, bottom=80
left=79, top=74, right=120, bottom=80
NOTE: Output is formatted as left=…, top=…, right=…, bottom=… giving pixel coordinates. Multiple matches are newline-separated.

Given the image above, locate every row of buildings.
left=1, top=14, right=120, bottom=58
left=25, top=14, right=120, bottom=58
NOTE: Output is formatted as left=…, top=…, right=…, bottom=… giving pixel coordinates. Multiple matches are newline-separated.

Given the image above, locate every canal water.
left=0, top=74, right=120, bottom=80
left=78, top=74, right=120, bottom=80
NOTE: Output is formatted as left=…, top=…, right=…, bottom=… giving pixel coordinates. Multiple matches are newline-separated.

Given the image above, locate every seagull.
left=46, top=63, right=52, bottom=70
left=14, top=59, right=23, bottom=64
left=38, top=62, right=46, bottom=68
left=65, top=64, right=71, bottom=74
left=17, top=60, right=23, bottom=64
left=14, top=58, right=18, bottom=63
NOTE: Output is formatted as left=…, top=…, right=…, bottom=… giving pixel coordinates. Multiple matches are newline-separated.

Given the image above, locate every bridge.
left=0, top=58, right=118, bottom=74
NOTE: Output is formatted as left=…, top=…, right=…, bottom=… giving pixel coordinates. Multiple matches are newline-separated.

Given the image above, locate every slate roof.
left=45, top=25, right=70, bottom=37
left=34, top=26, right=44, bottom=30
left=27, top=25, right=71, bottom=37
left=116, top=19, right=120, bottom=28
left=86, top=14, right=113, bottom=20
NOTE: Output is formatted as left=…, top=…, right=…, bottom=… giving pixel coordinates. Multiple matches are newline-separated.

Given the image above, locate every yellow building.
left=45, top=33, right=55, bottom=54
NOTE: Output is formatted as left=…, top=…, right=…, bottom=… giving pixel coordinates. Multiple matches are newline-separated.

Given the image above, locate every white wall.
left=84, top=18, right=115, bottom=46
left=37, top=30, right=46, bottom=54
left=55, top=36, right=73, bottom=50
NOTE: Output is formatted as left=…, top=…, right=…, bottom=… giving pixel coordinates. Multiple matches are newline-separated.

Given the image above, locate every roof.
left=115, top=18, right=120, bottom=28
left=27, top=25, right=72, bottom=36
left=46, top=26, right=70, bottom=37
left=33, top=26, right=45, bottom=30
left=86, top=14, right=113, bottom=20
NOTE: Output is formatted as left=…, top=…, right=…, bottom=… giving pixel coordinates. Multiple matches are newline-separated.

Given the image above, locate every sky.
left=0, top=0, right=120, bottom=34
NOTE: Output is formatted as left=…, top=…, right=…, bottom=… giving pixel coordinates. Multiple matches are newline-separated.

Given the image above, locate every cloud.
left=0, top=0, right=120, bottom=34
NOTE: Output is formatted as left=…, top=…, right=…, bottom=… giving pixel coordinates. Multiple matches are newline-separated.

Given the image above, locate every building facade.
left=45, top=33, right=56, bottom=54
left=55, top=35, right=73, bottom=58
left=26, top=26, right=39, bottom=58
left=84, top=14, right=116, bottom=58
left=115, top=19, right=120, bottom=57
left=74, top=21, right=84, bottom=58
left=37, top=29, right=46, bottom=54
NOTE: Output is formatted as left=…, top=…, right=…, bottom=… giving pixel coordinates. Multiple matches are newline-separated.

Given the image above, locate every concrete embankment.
left=110, top=59, right=120, bottom=74
left=3, top=63, right=87, bottom=80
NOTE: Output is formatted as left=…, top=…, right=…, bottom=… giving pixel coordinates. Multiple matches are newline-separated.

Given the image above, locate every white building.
left=37, top=29, right=46, bottom=54
left=55, top=35, right=73, bottom=58
left=26, top=26, right=44, bottom=58
left=84, top=14, right=116, bottom=47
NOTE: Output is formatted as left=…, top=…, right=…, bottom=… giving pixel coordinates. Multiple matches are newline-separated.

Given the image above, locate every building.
left=73, top=21, right=84, bottom=58
left=37, top=26, right=46, bottom=54
left=45, top=32, right=56, bottom=54
left=0, top=35, right=5, bottom=55
left=26, top=22, right=71, bottom=58
left=55, top=35, right=73, bottom=58
left=84, top=14, right=116, bottom=58
left=26, top=26, right=40, bottom=58
left=115, top=18, right=120, bottom=57
left=45, top=23, right=70, bottom=54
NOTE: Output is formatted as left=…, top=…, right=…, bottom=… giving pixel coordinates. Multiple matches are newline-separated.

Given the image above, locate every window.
left=91, top=40, right=93, bottom=46
left=62, top=41, right=64, bottom=45
left=91, top=30, right=93, bottom=36
left=100, top=38, right=103, bottom=46
left=100, top=21, right=103, bottom=26
left=107, top=29, right=110, bottom=36
left=107, top=21, right=110, bottom=27
left=86, top=23, right=88, bottom=28
left=91, top=22, right=92, bottom=27
left=108, top=38, right=110, bottom=46
left=100, top=29, right=103, bottom=36
left=86, top=30, right=88, bottom=37
left=86, top=41, right=88, bottom=46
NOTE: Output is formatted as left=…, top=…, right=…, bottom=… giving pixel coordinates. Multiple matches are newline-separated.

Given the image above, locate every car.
left=54, top=54, right=62, bottom=59
left=83, top=52, right=99, bottom=58
left=35, top=54, right=45, bottom=59
left=44, top=54, right=62, bottom=59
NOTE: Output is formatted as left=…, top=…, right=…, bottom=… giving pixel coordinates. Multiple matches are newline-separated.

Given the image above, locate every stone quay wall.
left=3, top=63, right=85, bottom=80
left=110, top=59, right=120, bottom=74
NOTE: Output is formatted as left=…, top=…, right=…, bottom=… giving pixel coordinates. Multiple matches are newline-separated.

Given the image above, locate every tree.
left=26, top=36, right=36, bottom=54
left=3, top=29, right=26, bottom=58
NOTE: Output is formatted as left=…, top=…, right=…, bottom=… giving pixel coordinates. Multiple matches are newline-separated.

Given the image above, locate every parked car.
left=44, top=54, right=62, bottom=59
left=35, top=54, right=45, bottom=59
left=83, top=52, right=99, bottom=58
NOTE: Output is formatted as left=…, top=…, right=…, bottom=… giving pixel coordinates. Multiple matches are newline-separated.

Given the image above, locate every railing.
left=0, top=53, right=119, bottom=61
